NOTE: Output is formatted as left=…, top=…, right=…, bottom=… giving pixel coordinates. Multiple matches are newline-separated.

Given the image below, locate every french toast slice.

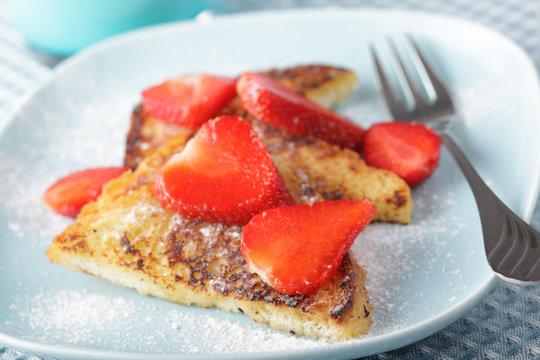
left=125, top=64, right=412, bottom=224
left=47, top=133, right=373, bottom=342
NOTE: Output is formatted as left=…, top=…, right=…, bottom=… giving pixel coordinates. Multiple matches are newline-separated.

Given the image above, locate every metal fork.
left=370, top=35, right=540, bottom=284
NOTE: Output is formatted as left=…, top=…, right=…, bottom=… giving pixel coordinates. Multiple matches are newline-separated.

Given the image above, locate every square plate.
left=1, top=8, right=539, bottom=360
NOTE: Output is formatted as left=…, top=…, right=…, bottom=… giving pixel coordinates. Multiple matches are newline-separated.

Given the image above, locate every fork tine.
left=406, top=35, right=455, bottom=114
left=369, top=44, right=407, bottom=119
left=387, top=38, right=429, bottom=111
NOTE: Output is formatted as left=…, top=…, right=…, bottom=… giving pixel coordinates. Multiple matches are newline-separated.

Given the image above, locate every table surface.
left=0, top=1, right=539, bottom=359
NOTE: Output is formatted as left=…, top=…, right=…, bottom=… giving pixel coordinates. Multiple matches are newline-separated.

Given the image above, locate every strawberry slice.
left=362, top=121, right=441, bottom=187
left=142, top=74, right=237, bottom=129
left=154, top=115, right=293, bottom=225
left=236, top=72, right=365, bottom=151
left=241, top=199, right=376, bottom=296
left=43, top=167, right=127, bottom=218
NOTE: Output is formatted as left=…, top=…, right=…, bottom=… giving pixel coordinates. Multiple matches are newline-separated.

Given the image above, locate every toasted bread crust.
left=125, top=104, right=191, bottom=170
left=47, top=133, right=373, bottom=341
left=265, top=64, right=358, bottom=108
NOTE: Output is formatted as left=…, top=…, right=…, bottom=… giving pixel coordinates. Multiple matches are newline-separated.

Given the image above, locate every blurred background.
left=1, top=0, right=539, bottom=67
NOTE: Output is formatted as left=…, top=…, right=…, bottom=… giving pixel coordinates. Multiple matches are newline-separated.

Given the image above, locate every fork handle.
left=440, top=133, right=540, bottom=283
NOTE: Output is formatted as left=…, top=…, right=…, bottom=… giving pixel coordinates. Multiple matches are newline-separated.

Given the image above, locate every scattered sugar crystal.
left=199, top=226, right=212, bottom=238
left=7, top=221, right=21, bottom=234
left=13, top=290, right=136, bottom=346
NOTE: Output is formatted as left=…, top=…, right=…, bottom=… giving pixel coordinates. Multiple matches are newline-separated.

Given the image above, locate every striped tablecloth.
left=0, top=1, right=539, bottom=359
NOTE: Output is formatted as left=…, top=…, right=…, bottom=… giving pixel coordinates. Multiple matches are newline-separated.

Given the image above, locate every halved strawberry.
left=362, top=121, right=441, bottom=187
left=43, top=167, right=128, bottom=218
left=236, top=72, right=365, bottom=151
left=142, top=74, right=237, bottom=129
left=154, top=115, right=293, bottom=225
left=241, top=199, right=376, bottom=296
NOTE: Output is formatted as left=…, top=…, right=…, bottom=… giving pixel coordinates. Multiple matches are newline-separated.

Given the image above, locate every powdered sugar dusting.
left=8, top=288, right=321, bottom=353
left=123, top=204, right=162, bottom=224
left=12, top=290, right=136, bottom=346
left=350, top=161, right=479, bottom=337
left=160, top=310, right=322, bottom=354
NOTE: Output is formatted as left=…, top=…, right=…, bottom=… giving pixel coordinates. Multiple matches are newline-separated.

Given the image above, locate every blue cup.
left=4, top=0, right=206, bottom=55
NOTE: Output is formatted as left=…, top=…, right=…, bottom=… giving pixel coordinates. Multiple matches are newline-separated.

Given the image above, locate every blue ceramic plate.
left=1, top=8, right=539, bottom=360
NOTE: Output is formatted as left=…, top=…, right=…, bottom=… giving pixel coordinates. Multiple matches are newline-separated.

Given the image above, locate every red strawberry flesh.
left=362, top=122, right=441, bottom=186
left=43, top=166, right=127, bottom=218
left=237, top=72, right=365, bottom=150
left=241, top=199, right=376, bottom=295
left=142, top=74, right=237, bottom=129
left=154, top=115, right=293, bottom=225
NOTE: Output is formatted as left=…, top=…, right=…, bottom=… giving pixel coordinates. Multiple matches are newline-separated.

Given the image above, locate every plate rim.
left=1, top=6, right=539, bottom=359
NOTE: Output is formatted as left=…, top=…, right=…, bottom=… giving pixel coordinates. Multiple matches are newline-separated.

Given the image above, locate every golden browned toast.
left=251, top=118, right=411, bottom=224
left=125, top=64, right=412, bottom=224
left=264, top=64, right=359, bottom=108
left=47, top=133, right=373, bottom=341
